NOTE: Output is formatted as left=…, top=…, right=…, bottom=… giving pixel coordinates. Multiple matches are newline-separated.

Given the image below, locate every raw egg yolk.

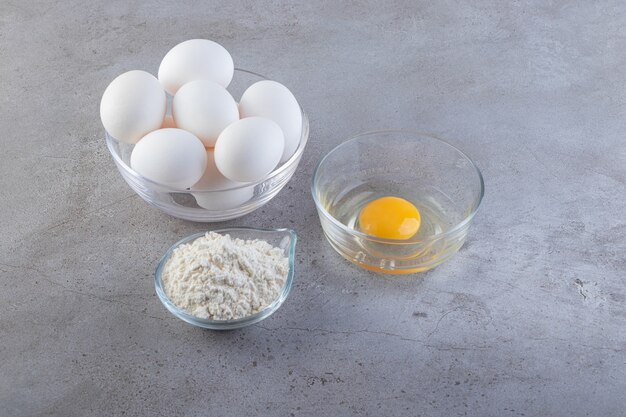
left=358, top=196, right=421, bottom=240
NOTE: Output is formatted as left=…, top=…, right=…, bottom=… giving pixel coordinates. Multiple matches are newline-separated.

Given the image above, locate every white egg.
left=192, top=149, right=254, bottom=210
left=158, top=39, right=234, bottom=95
left=214, top=117, right=284, bottom=183
left=238, top=80, right=302, bottom=162
left=172, top=80, right=239, bottom=147
left=100, top=70, right=166, bottom=144
left=130, top=128, right=207, bottom=189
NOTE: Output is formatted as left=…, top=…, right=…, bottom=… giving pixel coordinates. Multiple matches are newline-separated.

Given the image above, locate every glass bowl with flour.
left=155, top=228, right=296, bottom=330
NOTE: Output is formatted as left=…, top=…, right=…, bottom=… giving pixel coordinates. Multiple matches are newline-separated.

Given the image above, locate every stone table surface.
left=1, top=1, right=625, bottom=416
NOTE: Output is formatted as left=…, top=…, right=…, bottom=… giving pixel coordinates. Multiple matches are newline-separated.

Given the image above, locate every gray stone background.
left=1, top=1, right=625, bottom=416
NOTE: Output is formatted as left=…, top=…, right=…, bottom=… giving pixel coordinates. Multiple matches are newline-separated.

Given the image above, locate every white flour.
left=161, top=232, right=289, bottom=320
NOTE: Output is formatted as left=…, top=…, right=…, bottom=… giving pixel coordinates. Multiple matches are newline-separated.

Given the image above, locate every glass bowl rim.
left=154, top=227, right=297, bottom=329
left=105, top=68, right=310, bottom=194
left=310, top=130, right=485, bottom=245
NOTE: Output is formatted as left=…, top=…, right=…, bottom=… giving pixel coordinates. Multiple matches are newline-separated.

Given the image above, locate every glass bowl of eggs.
left=311, top=131, right=484, bottom=274
left=105, top=68, right=309, bottom=222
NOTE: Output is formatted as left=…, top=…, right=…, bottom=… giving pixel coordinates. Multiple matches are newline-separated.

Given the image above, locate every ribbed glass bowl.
left=105, top=69, right=309, bottom=222
left=155, top=227, right=296, bottom=330
left=311, top=131, right=484, bottom=274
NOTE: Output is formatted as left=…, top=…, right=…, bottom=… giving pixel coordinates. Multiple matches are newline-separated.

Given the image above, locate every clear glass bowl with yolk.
left=311, top=131, right=484, bottom=274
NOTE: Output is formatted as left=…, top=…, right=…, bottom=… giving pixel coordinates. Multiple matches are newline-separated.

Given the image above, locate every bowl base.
left=324, top=232, right=462, bottom=274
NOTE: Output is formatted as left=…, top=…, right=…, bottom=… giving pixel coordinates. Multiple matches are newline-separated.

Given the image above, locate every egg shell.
left=172, top=80, right=239, bottom=147
left=158, top=39, right=234, bottom=95
left=214, top=117, right=284, bottom=183
left=192, top=149, right=254, bottom=210
left=100, top=70, right=166, bottom=144
left=130, top=128, right=207, bottom=189
left=238, top=80, right=302, bottom=162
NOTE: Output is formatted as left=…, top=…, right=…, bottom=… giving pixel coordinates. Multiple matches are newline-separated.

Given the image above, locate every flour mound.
left=161, top=232, right=289, bottom=320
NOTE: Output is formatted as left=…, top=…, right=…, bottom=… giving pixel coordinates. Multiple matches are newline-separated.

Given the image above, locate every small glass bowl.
left=155, top=227, right=297, bottom=330
left=105, top=69, right=310, bottom=222
left=311, top=131, right=484, bottom=274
